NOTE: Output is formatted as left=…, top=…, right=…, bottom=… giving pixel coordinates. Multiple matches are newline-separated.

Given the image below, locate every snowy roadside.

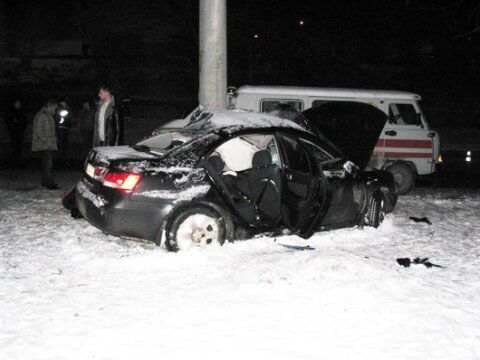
left=1, top=170, right=479, bottom=360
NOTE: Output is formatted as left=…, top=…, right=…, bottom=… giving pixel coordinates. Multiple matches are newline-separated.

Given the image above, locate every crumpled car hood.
left=302, top=101, right=388, bottom=169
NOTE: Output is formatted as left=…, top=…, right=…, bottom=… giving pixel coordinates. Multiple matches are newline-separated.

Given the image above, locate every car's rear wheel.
left=387, top=162, right=416, bottom=195
left=166, top=207, right=226, bottom=251
left=368, top=192, right=386, bottom=228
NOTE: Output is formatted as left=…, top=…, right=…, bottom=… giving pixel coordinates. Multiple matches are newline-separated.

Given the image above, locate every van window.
left=388, top=103, right=421, bottom=126
left=261, top=99, right=303, bottom=113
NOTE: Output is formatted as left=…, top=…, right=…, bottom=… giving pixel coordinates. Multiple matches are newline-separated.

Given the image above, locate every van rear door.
left=379, top=101, right=434, bottom=175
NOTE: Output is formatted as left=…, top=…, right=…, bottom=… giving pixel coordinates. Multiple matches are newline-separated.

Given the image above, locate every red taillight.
left=103, top=173, right=141, bottom=192
left=94, top=167, right=106, bottom=177
left=85, top=163, right=107, bottom=180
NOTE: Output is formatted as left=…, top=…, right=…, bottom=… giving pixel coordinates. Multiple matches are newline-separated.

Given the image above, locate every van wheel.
left=387, top=163, right=415, bottom=195
left=166, top=207, right=226, bottom=252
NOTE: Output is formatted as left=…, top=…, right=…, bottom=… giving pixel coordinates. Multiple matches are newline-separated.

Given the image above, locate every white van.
left=229, top=85, right=440, bottom=195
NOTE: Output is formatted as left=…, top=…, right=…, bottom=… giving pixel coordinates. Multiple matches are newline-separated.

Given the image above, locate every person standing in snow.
left=93, top=85, right=120, bottom=147
left=55, top=99, right=72, bottom=161
left=31, top=100, right=60, bottom=190
left=4, top=99, right=28, bottom=167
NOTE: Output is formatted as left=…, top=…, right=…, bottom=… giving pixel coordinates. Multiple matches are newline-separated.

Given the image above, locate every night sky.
left=1, top=0, right=480, bottom=126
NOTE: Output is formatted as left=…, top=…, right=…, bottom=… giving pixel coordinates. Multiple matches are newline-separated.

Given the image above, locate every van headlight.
left=466, top=151, right=471, bottom=162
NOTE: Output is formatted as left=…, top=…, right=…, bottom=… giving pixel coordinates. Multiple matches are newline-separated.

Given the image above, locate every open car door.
left=277, top=133, right=327, bottom=237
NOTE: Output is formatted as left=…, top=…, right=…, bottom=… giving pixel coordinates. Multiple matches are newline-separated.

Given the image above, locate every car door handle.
left=385, top=130, right=397, bottom=136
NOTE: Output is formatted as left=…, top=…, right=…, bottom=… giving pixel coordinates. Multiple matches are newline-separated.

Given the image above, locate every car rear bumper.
left=76, top=180, right=173, bottom=242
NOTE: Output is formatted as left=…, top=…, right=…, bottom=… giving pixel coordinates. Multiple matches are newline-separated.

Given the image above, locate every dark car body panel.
left=75, top=110, right=397, bottom=244
left=76, top=174, right=175, bottom=240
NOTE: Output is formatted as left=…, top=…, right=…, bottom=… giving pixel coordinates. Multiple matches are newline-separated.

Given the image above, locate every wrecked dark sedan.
left=75, top=110, right=397, bottom=251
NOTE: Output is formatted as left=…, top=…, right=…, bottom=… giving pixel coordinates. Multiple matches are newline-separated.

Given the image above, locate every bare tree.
left=411, top=0, right=480, bottom=39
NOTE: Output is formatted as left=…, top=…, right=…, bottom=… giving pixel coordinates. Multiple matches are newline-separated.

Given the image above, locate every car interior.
left=206, top=135, right=282, bottom=226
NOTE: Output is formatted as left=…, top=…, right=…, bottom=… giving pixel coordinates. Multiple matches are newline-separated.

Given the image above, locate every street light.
left=298, top=19, right=305, bottom=26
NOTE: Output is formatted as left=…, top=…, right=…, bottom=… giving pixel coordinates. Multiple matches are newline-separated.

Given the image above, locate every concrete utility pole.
left=199, top=0, right=227, bottom=110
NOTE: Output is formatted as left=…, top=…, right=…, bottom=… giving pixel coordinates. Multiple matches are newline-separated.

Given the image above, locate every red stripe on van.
left=384, top=152, right=432, bottom=159
left=376, top=139, right=432, bottom=148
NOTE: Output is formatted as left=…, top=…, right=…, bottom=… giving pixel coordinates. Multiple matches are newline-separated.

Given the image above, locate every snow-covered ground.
left=1, top=170, right=479, bottom=360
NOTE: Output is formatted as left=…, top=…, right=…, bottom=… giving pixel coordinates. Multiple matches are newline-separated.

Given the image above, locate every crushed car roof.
left=185, top=109, right=308, bottom=133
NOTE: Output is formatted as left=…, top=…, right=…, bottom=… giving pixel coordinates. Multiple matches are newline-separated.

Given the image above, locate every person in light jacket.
left=31, top=100, right=59, bottom=189
left=93, top=85, right=120, bottom=147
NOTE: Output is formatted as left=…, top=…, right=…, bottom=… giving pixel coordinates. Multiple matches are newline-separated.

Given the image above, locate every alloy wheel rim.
left=176, top=214, right=220, bottom=251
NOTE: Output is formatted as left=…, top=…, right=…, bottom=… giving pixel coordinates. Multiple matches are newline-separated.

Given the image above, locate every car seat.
left=247, top=150, right=281, bottom=222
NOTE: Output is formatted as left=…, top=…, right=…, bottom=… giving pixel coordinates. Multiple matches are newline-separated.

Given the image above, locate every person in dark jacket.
left=4, top=100, right=28, bottom=167
left=93, top=85, right=120, bottom=147
left=79, top=101, right=95, bottom=152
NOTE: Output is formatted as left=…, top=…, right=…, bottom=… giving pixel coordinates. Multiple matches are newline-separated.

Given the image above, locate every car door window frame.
left=276, top=132, right=333, bottom=236
left=207, top=132, right=281, bottom=170
left=204, top=132, right=283, bottom=227
left=276, top=134, right=313, bottom=174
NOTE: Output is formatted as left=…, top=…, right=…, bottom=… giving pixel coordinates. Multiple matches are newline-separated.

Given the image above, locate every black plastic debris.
left=396, top=257, right=444, bottom=268
left=409, top=217, right=432, bottom=225
left=397, top=258, right=411, bottom=267
left=279, top=244, right=316, bottom=251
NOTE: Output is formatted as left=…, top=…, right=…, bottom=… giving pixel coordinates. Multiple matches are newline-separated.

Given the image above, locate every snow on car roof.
left=236, top=85, right=422, bottom=101
left=185, top=109, right=308, bottom=132
left=93, top=145, right=159, bottom=162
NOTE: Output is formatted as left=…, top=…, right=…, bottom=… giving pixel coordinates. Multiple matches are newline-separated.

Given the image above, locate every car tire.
left=368, top=192, right=386, bottom=228
left=166, top=207, right=226, bottom=252
left=387, top=162, right=415, bottom=195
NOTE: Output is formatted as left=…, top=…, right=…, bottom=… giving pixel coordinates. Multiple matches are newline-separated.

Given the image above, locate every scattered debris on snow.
left=409, top=216, right=433, bottom=225
left=397, top=257, right=445, bottom=268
